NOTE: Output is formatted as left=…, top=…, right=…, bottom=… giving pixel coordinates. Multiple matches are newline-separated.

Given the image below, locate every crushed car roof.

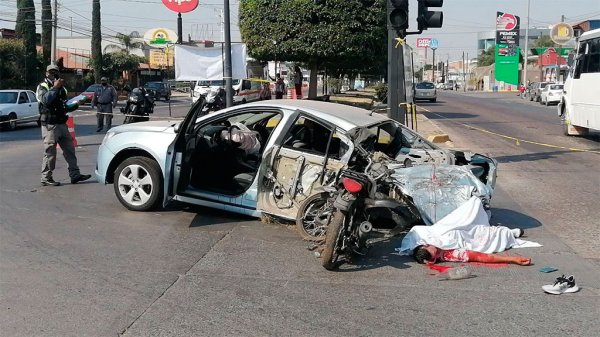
left=245, top=99, right=389, bottom=131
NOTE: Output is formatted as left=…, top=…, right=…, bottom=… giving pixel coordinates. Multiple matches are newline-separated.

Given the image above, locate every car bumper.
left=95, top=143, right=115, bottom=183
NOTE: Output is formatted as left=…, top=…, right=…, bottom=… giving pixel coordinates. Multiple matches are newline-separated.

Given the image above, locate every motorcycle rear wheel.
left=321, top=210, right=345, bottom=270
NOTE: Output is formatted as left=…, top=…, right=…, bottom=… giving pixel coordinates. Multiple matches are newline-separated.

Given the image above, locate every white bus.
left=559, top=28, right=600, bottom=135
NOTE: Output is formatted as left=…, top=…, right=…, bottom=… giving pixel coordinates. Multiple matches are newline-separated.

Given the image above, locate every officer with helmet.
left=36, top=64, right=91, bottom=186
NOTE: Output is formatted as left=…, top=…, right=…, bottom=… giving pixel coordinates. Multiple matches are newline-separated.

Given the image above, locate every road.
left=418, top=91, right=600, bottom=259
left=0, top=94, right=599, bottom=337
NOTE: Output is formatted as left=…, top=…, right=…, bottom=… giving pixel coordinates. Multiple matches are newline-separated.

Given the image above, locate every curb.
left=427, top=133, right=451, bottom=143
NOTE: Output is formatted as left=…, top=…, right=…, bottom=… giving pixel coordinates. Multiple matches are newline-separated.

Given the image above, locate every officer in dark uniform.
left=36, top=64, right=91, bottom=186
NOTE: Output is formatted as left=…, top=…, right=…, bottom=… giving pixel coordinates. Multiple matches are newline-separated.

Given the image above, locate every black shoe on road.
left=41, top=179, right=61, bottom=186
left=71, top=174, right=92, bottom=184
left=96, top=128, right=103, bottom=132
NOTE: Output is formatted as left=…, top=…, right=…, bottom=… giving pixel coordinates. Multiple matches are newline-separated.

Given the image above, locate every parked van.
left=233, top=78, right=271, bottom=104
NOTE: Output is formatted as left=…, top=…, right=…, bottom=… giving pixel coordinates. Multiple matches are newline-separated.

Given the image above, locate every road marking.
left=417, top=105, right=600, bottom=154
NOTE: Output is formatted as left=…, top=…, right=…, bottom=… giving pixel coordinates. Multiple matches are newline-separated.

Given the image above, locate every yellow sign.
left=149, top=48, right=174, bottom=68
left=144, top=28, right=178, bottom=47
left=550, top=22, right=574, bottom=45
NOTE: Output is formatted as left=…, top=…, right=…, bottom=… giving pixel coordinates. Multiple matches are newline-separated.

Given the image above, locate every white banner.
left=175, top=44, right=247, bottom=81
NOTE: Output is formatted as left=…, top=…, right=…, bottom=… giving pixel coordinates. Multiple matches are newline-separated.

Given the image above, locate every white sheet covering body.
left=396, top=196, right=542, bottom=255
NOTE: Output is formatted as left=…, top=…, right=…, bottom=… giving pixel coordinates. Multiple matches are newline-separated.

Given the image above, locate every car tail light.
left=342, top=177, right=363, bottom=193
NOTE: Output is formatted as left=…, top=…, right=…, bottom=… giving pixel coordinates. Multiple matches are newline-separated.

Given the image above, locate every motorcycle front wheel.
left=321, top=210, right=345, bottom=270
left=296, top=192, right=332, bottom=241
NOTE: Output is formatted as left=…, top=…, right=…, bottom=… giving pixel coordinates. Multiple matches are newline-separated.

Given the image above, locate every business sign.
left=149, top=48, right=174, bottom=68
left=550, top=22, right=574, bottom=45
left=496, top=12, right=520, bottom=45
left=144, top=28, right=178, bottom=47
left=416, top=38, right=431, bottom=48
left=161, top=0, right=199, bottom=13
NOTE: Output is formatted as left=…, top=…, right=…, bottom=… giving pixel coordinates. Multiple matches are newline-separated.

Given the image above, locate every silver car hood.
left=391, top=164, right=492, bottom=225
left=109, top=120, right=179, bottom=133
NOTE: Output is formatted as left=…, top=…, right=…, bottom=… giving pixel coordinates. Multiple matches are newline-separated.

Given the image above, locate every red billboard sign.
left=162, top=0, right=199, bottom=14
left=496, top=11, right=520, bottom=45
left=416, top=38, right=431, bottom=48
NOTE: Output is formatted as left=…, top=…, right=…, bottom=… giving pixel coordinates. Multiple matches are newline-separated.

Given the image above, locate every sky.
left=1, top=0, right=599, bottom=62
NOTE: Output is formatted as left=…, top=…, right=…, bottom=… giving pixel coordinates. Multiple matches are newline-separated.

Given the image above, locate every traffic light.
left=388, top=0, right=409, bottom=32
left=418, top=0, right=443, bottom=31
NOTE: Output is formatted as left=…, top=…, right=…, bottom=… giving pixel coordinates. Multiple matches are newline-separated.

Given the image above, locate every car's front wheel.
left=113, top=156, right=163, bottom=211
left=7, top=112, right=17, bottom=131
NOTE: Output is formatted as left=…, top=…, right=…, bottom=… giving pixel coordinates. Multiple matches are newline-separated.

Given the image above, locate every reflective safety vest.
left=37, top=81, right=69, bottom=124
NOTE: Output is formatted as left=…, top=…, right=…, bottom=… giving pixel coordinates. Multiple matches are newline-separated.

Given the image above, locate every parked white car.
left=540, top=84, right=564, bottom=106
left=0, top=89, right=40, bottom=131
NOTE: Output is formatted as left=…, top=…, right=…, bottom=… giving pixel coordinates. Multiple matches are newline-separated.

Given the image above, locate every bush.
left=373, top=83, right=387, bottom=102
left=0, top=39, right=25, bottom=89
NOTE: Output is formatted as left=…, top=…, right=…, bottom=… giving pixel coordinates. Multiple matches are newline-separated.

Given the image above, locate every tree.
left=41, top=0, right=52, bottom=67
left=15, top=0, right=38, bottom=86
left=104, top=31, right=145, bottom=54
left=478, top=47, right=495, bottom=67
left=101, top=52, right=146, bottom=81
left=239, top=0, right=387, bottom=98
left=0, top=39, right=25, bottom=89
left=534, top=35, right=556, bottom=48
left=91, top=0, right=103, bottom=82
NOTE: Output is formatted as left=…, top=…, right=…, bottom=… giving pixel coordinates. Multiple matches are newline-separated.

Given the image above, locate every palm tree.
left=104, top=31, right=144, bottom=54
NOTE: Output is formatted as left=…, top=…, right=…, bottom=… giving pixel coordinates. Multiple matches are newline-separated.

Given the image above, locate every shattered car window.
left=364, top=122, right=436, bottom=158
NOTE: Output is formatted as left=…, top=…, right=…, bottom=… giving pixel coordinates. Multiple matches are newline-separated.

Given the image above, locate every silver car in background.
left=414, top=82, right=437, bottom=102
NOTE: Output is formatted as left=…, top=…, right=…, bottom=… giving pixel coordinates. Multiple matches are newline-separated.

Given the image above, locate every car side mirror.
left=174, top=122, right=181, bottom=133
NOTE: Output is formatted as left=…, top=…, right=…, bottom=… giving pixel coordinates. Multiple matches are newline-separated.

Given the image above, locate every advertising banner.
left=174, top=44, right=247, bottom=81
left=416, top=38, right=431, bottom=48
left=496, top=12, right=520, bottom=45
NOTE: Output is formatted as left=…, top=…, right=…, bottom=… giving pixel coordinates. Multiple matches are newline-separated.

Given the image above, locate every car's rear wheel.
left=113, top=156, right=163, bottom=211
left=296, top=192, right=332, bottom=241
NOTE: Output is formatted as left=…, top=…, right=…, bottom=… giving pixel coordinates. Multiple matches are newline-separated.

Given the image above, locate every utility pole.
left=523, top=0, right=530, bottom=88
left=462, top=51, right=465, bottom=91
left=431, top=47, right=437, bottom=83
left=51, top=0, right=57, bottom=64
left=464, top=52, right=468, bottom=92
left=223, top=0, right=233, bottom=108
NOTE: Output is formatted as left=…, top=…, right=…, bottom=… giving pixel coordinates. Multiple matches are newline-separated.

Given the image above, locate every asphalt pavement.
left=0, top=92, right=598, bottom=337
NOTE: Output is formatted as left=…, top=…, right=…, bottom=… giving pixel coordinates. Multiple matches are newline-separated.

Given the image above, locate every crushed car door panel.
left=257, top=115, right=352, bottom=220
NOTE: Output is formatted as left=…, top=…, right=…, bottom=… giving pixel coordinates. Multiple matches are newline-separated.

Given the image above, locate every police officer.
left=92, top=76, right=118, bottom=132
left=37, top=64, right=91, bottom=186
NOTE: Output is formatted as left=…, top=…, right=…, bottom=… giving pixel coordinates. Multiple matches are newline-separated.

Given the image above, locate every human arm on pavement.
left=464, top=250, right=531, bottom=266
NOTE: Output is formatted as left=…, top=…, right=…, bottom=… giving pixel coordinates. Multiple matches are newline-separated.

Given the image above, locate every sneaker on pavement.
left=71, top=174, right=92, bottom=184
left=41, top=178, right=61, bottom=186
left=542, top=274, right=579, bottom=294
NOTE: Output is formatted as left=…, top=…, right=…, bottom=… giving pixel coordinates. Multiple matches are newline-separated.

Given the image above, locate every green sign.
left=495, top=44, right=520, bottom=86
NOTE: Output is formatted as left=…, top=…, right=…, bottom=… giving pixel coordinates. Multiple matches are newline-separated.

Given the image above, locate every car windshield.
left=145, top=83, right=162, bottom=88
left=550, top=84, right=563, bottom=90
left=0, top=92, right=18, bottom=104
left=416, top=82, right=435, bottom=89
left=85, top=84, right=100, bottom=92
left=358, top=121, right=437, bottom=157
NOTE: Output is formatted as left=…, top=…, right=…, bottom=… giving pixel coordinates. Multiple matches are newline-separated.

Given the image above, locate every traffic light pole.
left=388, top=29, right=407, bottom=125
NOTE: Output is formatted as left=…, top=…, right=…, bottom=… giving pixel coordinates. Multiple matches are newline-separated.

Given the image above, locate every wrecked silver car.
left=96, top=100, right=496, bottom=230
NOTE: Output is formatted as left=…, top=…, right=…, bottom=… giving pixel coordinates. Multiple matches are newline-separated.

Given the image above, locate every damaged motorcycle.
left=320, top=147, right=423, bottom=270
